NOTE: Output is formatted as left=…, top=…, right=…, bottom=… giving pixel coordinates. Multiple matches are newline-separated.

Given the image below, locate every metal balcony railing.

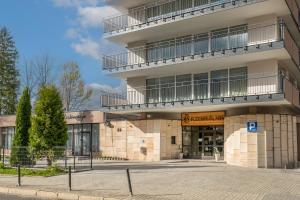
left=101, top=74, right=284, bottom=108
left=103, top=21, right=285, bottom=71
left=103, top=0, right=264, bottom=34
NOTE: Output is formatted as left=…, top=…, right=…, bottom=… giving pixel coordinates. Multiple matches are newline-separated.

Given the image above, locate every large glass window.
left=67, top=124, right=100, bottom=156
left=194, top=73, right=208, bottom=99
left=211, top=25, right=248, bottom=51
left=194, top=33, right=209, bottom=54
left=146, top=78, right=160, bottom=103
left=230, top=67, right=248, bottom=96
left=211, top=28, right=228, bottom=51
left=211, top=69, right=228, bottom=98
left=176, top=36, right=192, bottom=58
left=229, top=25, right=248, bottom=48
left=160, top=76, right=175, bottom=102
left=67, top=126, right=73, bottom=151
left=1, top=127, right=15, bottom=149
left=176, top=74, right=192, bottom=100
left=74, top=125, right=81, bottom=155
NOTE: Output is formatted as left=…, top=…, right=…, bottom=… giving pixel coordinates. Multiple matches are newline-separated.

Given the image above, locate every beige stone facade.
left=225, top=114, right=298, bottom=168
left=100, top=119, right=182, bottom=161
left=0, top=111, right=299, bottom=168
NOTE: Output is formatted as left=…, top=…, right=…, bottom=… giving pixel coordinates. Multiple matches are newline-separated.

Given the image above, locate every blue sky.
left=0, top=0, right=121, bottom=89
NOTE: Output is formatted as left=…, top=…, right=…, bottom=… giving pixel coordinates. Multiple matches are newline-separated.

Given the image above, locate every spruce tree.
left=0, top=27, right=19, bottom=115
left=10, top=87, right=31, bottom=166
left=30, top=85, right=68, bottom=166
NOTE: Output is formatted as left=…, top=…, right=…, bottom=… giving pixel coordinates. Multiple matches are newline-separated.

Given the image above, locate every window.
left=67, top=125, right=73, bottom=150
left=211, top=27, right=228, bottom=51
left=176, top=74, right=192, bottom=100
left=211, top=69, right=228, bottom=98
left=2, top=127, right=15, bottom=149
left=67, top=124, right=100, bottom=156
left=230, top=67, right=248, bottom=96
left=211, top=25, right=248, bottom=51
left=146, top=78, right=160, bottom=103
left=175, top=36, right=192, bottom=58
left=194, top=33, right=209, bottom=54
left=229, top=25, right=248, bottom=48
left=194, top=73, right=208, bottom=99
left=171, top=136, right=176, bottom=145
left=160, top=76, right=175, bottom=102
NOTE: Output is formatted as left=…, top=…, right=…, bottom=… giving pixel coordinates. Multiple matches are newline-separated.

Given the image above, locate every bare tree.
left=59, top=61, right=92, bottom=111
left=21, top=54, right=56, bottom=98
left=34, top=54, right=54, bottom=87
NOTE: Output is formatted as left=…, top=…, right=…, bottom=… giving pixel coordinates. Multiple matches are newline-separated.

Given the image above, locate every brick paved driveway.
left=0, top=160, right=299, bottom=200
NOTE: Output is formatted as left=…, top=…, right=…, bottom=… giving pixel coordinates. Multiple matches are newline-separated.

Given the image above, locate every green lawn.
left=0, top=163, right=66, bottom=177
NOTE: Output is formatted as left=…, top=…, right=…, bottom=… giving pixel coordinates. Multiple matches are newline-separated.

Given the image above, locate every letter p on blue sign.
left=247, top=122, right=257, bottom=132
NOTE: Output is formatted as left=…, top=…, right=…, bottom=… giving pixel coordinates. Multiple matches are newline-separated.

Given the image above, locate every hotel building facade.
left=100, top=0, right=300, bottom=168
left=1, top=0, right=300, bottom=169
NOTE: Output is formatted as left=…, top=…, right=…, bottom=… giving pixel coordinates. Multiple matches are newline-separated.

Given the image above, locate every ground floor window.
left=182, top=126, right=224, bottom=159
left=67, top=123, right=100, bottom=156
left=1, top=127, right=15, bottom=149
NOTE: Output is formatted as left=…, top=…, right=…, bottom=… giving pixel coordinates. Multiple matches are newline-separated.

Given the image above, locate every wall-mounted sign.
left=247, top=122, right=257, bottom=132
left=181, top=112, right=225, bottom=126
left=64, top=113, right=86, bottom=121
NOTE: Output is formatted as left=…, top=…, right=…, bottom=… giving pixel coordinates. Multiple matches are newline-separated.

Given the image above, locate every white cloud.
left=65, top=28, right=80, bottom=39
left=77, top=6, right=119, bottom=28
left=53, top=0, right=122, bottom=60
left=52, top=0, right=101, bottom=7
left=71, top=38, right=101, bottom=59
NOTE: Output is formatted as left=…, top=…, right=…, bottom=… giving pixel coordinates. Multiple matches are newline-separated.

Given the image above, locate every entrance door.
left=73, top=124, right=92, bottom=156
left=182, top=126, right=224, bottom=159
left=82, top=132, right=90, bottom=156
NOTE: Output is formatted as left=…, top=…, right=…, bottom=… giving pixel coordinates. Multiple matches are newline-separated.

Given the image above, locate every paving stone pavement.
left=0, top=160, right=299, bottom=200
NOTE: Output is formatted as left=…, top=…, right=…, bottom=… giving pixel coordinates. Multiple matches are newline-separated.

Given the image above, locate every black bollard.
left=17, top=164, right=21, bottom=187
left=126, top=168, right=133, bottom=196
left=68, top=166, right=72, bottom=191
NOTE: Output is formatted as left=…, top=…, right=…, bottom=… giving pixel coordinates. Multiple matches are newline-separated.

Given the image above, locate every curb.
left=0, top=186, right=120, bottom=200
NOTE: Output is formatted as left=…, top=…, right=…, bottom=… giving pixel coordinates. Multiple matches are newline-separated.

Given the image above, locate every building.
left=0, top=111, right=103, bottom=157
left=100, top=0, right=300, bottom=168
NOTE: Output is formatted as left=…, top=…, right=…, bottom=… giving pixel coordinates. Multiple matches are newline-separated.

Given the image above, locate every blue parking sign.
left=247, top=122, right=257, bottom=132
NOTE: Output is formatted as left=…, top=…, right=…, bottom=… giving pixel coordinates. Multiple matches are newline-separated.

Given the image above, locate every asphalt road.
left=0, top=194, right=42, bottom=200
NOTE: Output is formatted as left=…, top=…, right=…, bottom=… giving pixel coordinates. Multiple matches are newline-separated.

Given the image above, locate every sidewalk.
left=0, top=160, right=299, bottom=200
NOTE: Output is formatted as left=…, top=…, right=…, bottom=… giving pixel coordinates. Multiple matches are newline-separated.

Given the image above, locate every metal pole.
left=126, top=168, right=133, bottom=196
left=68, top=166, right=72, bottom=191
left=2, top=147, right=4, bottom=163
left=17, top=164, right=21, bottom=187
left=90, top=124, right=93, bottom=170
left=90, top=152, right=93, bottom=170
left=64, top=149, right=67, bottom=170
left=73, top=156, right=76, bottom=171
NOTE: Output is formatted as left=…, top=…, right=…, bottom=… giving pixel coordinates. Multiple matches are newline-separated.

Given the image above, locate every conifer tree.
left=0, top=27, right=19, bottom=115
left=10, top=87, right=31, bottom=165
left=30, top=85, right=68, bottom=166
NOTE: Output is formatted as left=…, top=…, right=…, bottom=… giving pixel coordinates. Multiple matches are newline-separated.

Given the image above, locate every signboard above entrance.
left=181, top=112, right=225, bottom=126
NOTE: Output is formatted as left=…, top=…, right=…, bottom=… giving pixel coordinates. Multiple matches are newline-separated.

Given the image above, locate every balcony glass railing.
left=103, top=21, right=285, bottom=70
left=101, top=74, right=283, bottom=108
left=103, top=0, right=263, bottom=33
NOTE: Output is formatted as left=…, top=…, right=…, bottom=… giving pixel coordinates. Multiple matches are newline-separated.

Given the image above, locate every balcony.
left=102, top=21, right=299, bottom=78
left=103, top=0, right=290, bottom=43
left=100, top=74, right=299, bottom=113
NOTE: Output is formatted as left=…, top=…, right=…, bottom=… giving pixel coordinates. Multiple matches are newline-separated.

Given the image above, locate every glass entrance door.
left=82, top=132, right=90, bottom=156
left=182, top=125, right=224, bottom=159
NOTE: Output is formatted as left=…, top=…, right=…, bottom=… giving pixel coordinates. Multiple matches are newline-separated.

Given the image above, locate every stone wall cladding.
left=225, top=114, right=298, bottom=168
left=100, top=119, right=182, bottom=161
